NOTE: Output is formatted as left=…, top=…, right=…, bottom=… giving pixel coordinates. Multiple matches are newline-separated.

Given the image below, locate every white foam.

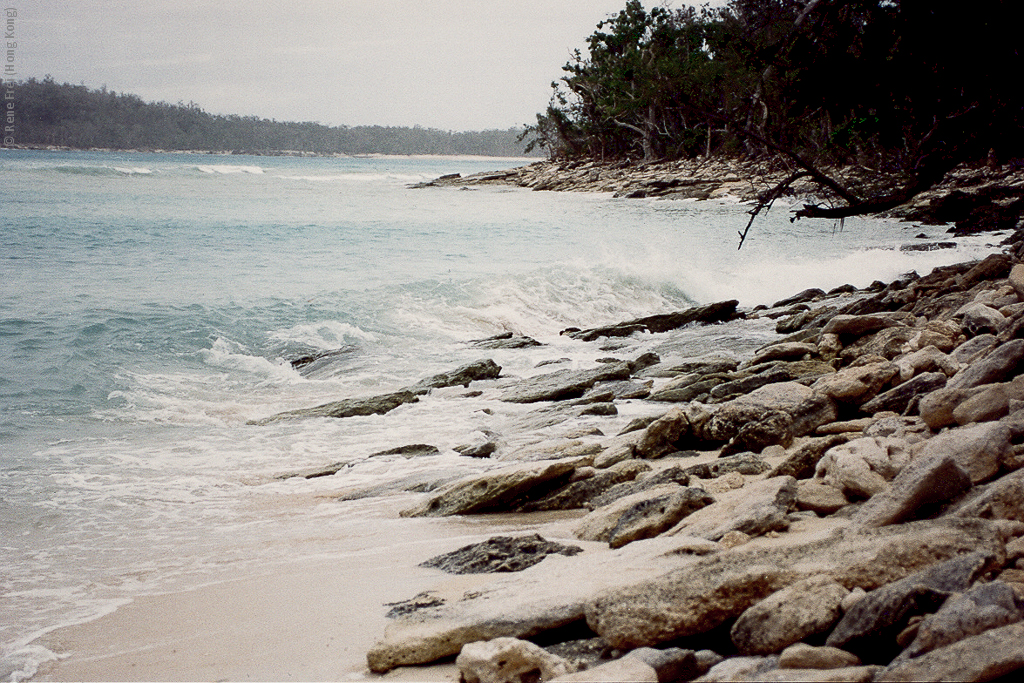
left=268, top=320, right=377, bottom=348
left=195, top=164, right=265, bottom=175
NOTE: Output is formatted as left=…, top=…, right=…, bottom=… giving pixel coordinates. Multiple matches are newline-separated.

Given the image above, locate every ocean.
left=0, top=149, right=1004, bottom=680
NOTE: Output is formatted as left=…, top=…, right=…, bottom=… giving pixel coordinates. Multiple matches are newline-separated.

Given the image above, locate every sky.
left=13, top=0, right=722, bottom=132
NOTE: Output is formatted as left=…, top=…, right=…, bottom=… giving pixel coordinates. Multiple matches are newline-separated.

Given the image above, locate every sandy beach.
left=32, top=501, right=586, bottom=682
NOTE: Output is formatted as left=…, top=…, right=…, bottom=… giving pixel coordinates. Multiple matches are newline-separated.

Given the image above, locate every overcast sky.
left=16, top=1, right=722, bottom=131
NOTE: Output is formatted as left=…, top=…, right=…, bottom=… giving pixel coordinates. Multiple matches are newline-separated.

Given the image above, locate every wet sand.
left=32, top=503, right=586, bottom=682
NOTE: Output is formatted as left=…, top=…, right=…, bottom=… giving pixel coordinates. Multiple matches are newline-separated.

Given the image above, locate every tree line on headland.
left=5, top=76, right=538, bottom=157
left=522, top=0, right=1023, bottom=221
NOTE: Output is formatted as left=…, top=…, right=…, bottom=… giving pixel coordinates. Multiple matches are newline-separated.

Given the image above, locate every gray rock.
left=810, top=362, right=898, bottom=406
left=701, top=382, right=837, bottom=445
left=860, top=372, right=947, bottom=415
left=666, top=476, right=797, bottom=541
left=778, top=643, right=861, bottom=670
left=420, top=534, right=584, bottom=574
left=719, top=411, right=794, bottom=456
left=795, top=480, right=850, bottom=515
left=574, top=484, right=707, bottom=544
left=518, top=460, right=651, bottom=512
left=400, top=458, right=583, bottom=517
left=921, top=338, right=1024, bottom=428
left=585, top=518, right=1005, bottom=651
left=769, top=434, right=856, bottom=480
left=731, top=575, right=849, bottom=655
left=912, top=421, right=1013, bottom=484
left=744, top=342, right=818, bottom=367
left=248, top=389, right=419, bottom=424
left=773, top=288, right=826, bottom=308
left=948, top=467, right=1024, bottom=521
left=682, top=452, right=772, bottom=480
left=588, top=465, right=692, bottom=509
left=564, top=301, right=740, bottom=341
left=369, top=444, right=439, bottom=458
left=469, top=333, right=543, bottom=350
left=584, top=379, right=652, bottom=400
left=851, top=451, right=972, bottom=528
left=825, top=551, right=996, bottom=662
left=607, top=487, right=716, bottom=548
left=822, top=313, right=909, bottom=339
left=959, top=302, right=1007, bottom=337
left=900, top=580, right=1023, bottom=659
left=875, top=620, right=1024, bottom=682
left=952, top=333, right=999, bottom=364
left=410, top=358, right=503, bottom=392
left=649, top=376, right=727, bottom=403
left=636, top=408, right=690, bottom=458
left=816, top=437, right=911, bottom=499
left=456, top=441, right=498, bottom=459
left=501, top=362, right=633, bottom=403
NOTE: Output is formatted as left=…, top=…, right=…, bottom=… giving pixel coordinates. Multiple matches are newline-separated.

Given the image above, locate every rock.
left=420, top=534, right=584, bottom=574
left=778, top=644, right=861, bottom=670
left=666, top=476, right=797, bottom=541
left=956, top=252, right=1013, bottom=289
left=518, top=459, right=651, bottom=512
left=501, top=362, right=633, bottom=403
left=636, top=408, right=690, bottom=458
left=410, top=359, right=503, bottom=393
left=607, top=487, right=717, bottom=548
left=811, top=362, right=898, bottom=406
left=795, top=479, right=850, bottom=515
left=1010, top=263, right=1024, bottom=300
left=914, top=421, right=1012, bottom=484
left=894, top=346, right=959, bottom=383
left=697, top=656, right=780, bottom=682
left=815, top=437, right=911, bottom=499
left=587, top=465, right=692, bottom=509
left=769, top=434, right=856, bottom=480
left=731, top=575, right=850, bottom=654
left=565, top=301, right=740, bottom=341
left=822, top=313, right=909, bottom=339
left=745, top=342, right=818, bottom=367
left=875, top=620, right=1024, bottom=682
left=369, top=444, right=439, bottom=458
left=959, top=302, right=1007, bottom=337
left=851, top=450, right=972, bottom=528
left=585, top=518, right=1005, bottom=651
left=456, top=441, right=498, bottom=459
left=773, top=288, right=827, bottom=308
left=701, top=382, right=837, bottom=444
left=748, top=665, right=880, bottom=682
left=552, top=647, right=700, bottom=682
left=948, top=467, right=1024, bottom=522
left=366, top=533, right=721, bottom=672
left=952, top=333, right=998, bottom=364
left=825, top=551, right=996, bottom=662
left=470, top=334, right=543, bottom=350
left=456, top=637, right=575, bottom=683
left=583, top=379, right=652, bottom=400
left=921, top=338, right=1024, bottom=428
left=860, top=371, right=947, bottom=415
left=400, top=458, right=583, bottom=517
left=574, top=484, right=710, bottom=544
left=900, top=580, right=1023, bottom=659
left=719, top=411, right=794, bottom=456
left=592, top=432, right=642, bottom=469
left=953, top=374, right=1024, bottom=425
left=649, top=375, right=726, bottom=403
left=248, top=389, right=419, bottom=424
left=709, top=363, right=831, bottom=403
left=681, top=452, right=772, bottom=480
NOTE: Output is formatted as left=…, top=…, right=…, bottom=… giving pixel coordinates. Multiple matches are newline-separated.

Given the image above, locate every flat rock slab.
left=248, top=390, right=419, bottom=425
left=420, top=534, right=584, bottom=574
left=500, top=362, right=633, bottom=403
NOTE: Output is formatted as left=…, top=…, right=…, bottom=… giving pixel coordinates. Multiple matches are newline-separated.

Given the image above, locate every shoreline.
left=20, top=157, right=1024, bottom=682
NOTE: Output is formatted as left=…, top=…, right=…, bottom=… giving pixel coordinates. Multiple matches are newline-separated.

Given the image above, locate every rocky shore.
left=416, top=157, right=1024, bottom=236
left=255, top=160, right=1024, bottom=682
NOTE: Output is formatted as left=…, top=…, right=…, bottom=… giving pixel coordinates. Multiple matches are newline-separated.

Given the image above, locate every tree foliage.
left=6, top=77, right=540, bottom=156
left=525, top=0, right=1024, bottom=211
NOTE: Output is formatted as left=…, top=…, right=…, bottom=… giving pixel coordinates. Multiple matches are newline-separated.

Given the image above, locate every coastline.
left=20, top=157, right=1024, bottom=682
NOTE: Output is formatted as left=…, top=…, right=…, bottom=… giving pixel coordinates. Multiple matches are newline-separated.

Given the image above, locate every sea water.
left=0, top=149, right=1004, bottom=679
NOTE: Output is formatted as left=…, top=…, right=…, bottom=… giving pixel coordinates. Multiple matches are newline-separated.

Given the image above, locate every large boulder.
left=517, top=459, right=651, bottom=512
left=810, top=362, right=898, bottom=406
left=411, top=359, right=502, bottom=392
left=574, top=484, right=713, bottom=546
left=248, top=389, right=419, bottom=424
left=815, top=437, right=911, bottom=499
left=920, top=339, right=1024, bottom=429
left=912, top=421, right=1013, bottom=484
left=851, top=451, right=972, bottom=529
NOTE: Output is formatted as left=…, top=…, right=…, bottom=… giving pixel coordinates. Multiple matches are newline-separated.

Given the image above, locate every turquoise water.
left=0, top=149, right=1003, bottom=679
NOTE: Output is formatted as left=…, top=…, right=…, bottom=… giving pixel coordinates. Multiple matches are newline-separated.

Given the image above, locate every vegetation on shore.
left=522, top=0, right=1023, bottom=222
left=4, top=77, right=538, bottom=157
